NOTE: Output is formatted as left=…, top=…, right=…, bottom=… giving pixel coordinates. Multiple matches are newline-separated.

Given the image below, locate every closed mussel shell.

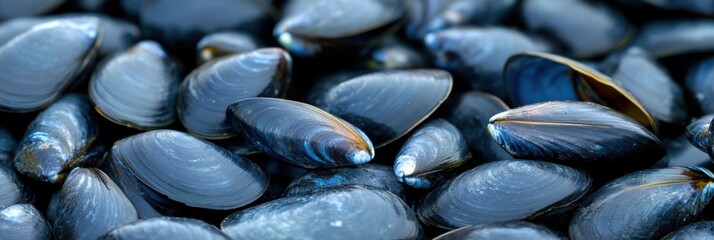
left=0, top=17, right=101, bottom=112
left=106, top=130, right=268, bottom=217
left=309, top=69, right=452, bottom=147
left=0, top=164, right=31, bottom=209
left=488, top=101, right=664, bottom=171
left=221, top=185, right=422, bottom=239
left=663, top=221, right=714, bottom=240
left=284, top=164, right=405, bottom=199
left=685, top=114, right=713, bottom=153
left=48, top=168, right=138, bottom=240
left=570, top=167, right=714, bottom=240
left=228, top=98, right=375, bottom=169
left=504, top=52, right=658, bottom=132
left=418, top=160, right=592, bottom=230
left=0, top=127, right=16, bottom=168
left=686, top=57, right=714, bottom=115
left=196, top=31, right=258, bottom=64
left=0, top=204, right=51, bottom=240
left=178, top=48, right=291, bottom=139
left=0, top=17, right=46, bottom=46
left=434, top=221, right=564, bottom=240
left=100, top=217, right=230, bottom=240
left=394, top=119, right=471, bottom=189
left=405, top=0, right=516, bottom=40
left=633, top=20, right=714, bottom=58
left=14, top=94, right=100, bottom=184
left=90, top=41, right=180, bottom=130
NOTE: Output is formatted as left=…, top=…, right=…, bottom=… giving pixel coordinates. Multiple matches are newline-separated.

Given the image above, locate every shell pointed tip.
left=350, top=149, right=373, bottom=165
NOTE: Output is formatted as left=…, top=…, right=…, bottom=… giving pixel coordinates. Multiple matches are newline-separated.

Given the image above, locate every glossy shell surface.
left=284, top=164, right=405, bottom=199
left=0, top=204, right=51, bottom=240
left=100, top=217, right=231, bottom=240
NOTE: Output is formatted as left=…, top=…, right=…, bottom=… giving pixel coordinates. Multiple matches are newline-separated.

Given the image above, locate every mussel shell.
left=197, top=31, right=258, bottom=64
left=48, top=168, right=138, bottom=240
left=686, top=57, right=714, bottom=115
left=100, top=217, right=231, bottom=240
left=0, top=0, right=64, bottom=20
left=108, top=130, right=268, bottom=212
left=284, top=164, right=405, bottom=199
left=633, top=20, right=714, bottom=58
left=654, top=134, right=712, bottom=168
left=627, top=0, right=714, bottom=15
left=686, top=114, right=713, bottom=153
left=0, top=17, right=101, bottom=112
left=221, top=185, right=422, bottom=239
left=663, top=221, right=714, bottom=240
left=14, top=94, right=100, bottom=184
left=405, top=0, right=516, bottom=40
left=434, top=221, right=564, bottom=240
left=0, top=17, right=46, bottom=45
left=424, top=27, right=548, bottom=98
left=418, top=160, right=592, bottom=230
left=309, top=69, right=452, bottom=147
left=0, top=165, right=31, bottom=209
left=0, top=204, right=51, bottom=240
left=504, top=52, right=657, bottom=132
left=569, top=167, right=714, bottom=240
left=520, top=0, right=632, bottom=58
left=90, top=41, right=180, bottom=130
left=394, top=119, right=471, bottom=189
left=0, top=127, right=16, bottom=168
left=488, top=101, right=664, bottom=170
left=178, top=48, right=291, bottom=139
left=367, top=37, right=425, bottom=70
left=228, top=97, right=375, bottom=168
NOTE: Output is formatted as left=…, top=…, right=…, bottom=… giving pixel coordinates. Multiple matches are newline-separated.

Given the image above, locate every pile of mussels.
left=2, top=0, right=714, bottom=239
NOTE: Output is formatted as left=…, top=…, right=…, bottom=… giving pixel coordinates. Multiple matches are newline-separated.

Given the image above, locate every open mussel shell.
left=686, top=57, right=714, bottom=115
left=569, top=167, right=714, bottom=240
left=221, top=185, right=422, bottom=239
left=405, top=0, right=516, bottom=40
left=100, top=217, right=231, bottom=240
left=424, top=27, right=548, bottom=98
left=685, top=114, right=713, bottom=153
left=178, top=48, right=291, bottom=139
left=504, top=51, right=658, bottom=132
left=488, top=101, right=664, bottom=171
left=0, top=17, right=101, bottom=113
left=633, top=20, right=714, bottom=58
left=0, top=0, right=64, bottom=20
left=0, top=127, right=16, bottom=168
left=14, top=94, right=100, bottom=184
left=106, top=130, right=268, bottom=217
left=228, top=98, right=375, bottom=168
left=0, top=204, right=51, bottom=240
left=90, top=41, right=180, bottom=130
left=434, top=221, right=564, bottom=240
left=274, top=0, right=405, bottom=56
left=394, top=119, right=472, bottom=189
left=418, top=160, right=592, bottom=230
left=520, top=0, right=632, bottom=58
left=445, top=91, right=513, bottom=162
left=600, top=47, right=688, bottom=127
left=0, top=164, right=31, bottom=209
left=663, top=221, right=714, bottom=240
left=197, top=31, right=258, bottom=64
left=284, top=164, right=405, bottom=199
left=309, top=69, right=452, bottom=147
left=48, top=168, right=138, bottom=240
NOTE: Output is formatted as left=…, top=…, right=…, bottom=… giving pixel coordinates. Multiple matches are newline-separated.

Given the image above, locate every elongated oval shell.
left=14, top=94, right=100, bottom=184
left=633, top=20, right=714, bottom=58
left=221, top=185, right=422, bottom=239
left=0, top=165, right=31, bottom=209
left=569, top=167, right=714, bottom=240
left=309, top=69, right=452, bottom=147
left=100, top=217, right=231, bottom=240
left=406, top=0, right=516, bottom=39
left=686, top=57, right=714, bottom=115
left=0, top=17, right=101, bottom=112
left=197, top=32, right=258, bottom=64
left=178, top=48, right=291, bottom=139
left=434, top=222, right=563, bottom=240
left=418, top=160, right=591, bottom=230
left=0, top=204, right=51, bottom=240
left=488, top=101, right=664, bottom=171
left=48, top=168, right=138, bottom=240
left=228, top=97, right=375, bottom=168
left=394, top=119, right=471, bottom=189
left=90, top=41, right=180, bottom=129
left=663, top=221, right=714, bottom=240
left=284, top=164, right=405, bottom=199
left=686, top=114, right=713, bottom=153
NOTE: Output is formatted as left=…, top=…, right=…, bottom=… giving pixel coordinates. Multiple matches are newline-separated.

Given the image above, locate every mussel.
left=0, top=127, right=16, bottom=168
left=177, top=48, right=291, bottom=139
left=569, top=167, right=714, bottom=240
left=90, top=41, right=180, bottom=130
left=405, top=0, right=516, bottom=40
left=624, top=0, right=714, bottom=15
left=197, top=32, right=258, bottom=64
left=14, top=94, right=101, bottom=184
left=0, top=17, right=46, bottom=45
left=0, top=164, right=31, bottom=209
left=394, top=119, right=472, bottom=189
left=105, top=130, right=268, bottom=217
left=418, top=160, right=591, bottom=230
left=0, top=204, right=52, bottom=240
left=308, top=69, right=452, bottom=147
left=367, top=37, right=426, bottom=70
left=228, top=98, right=375, bottom=168
left=0, top=17, right=101, bottom=112
left=221, top=185, right=422, bottom=239
left=284, top=164, right=405, bottom=199
left=434, top=221, right=564, bottom=240
left=100, top=217, right=231, bottom=240
left=633, top=20, right=714, bottom=58
left=663, top=221, right=714, bottom=240
left=686, top=57, right=714, bottom=115
left=48, top=168, right=138, bottom=240
left=488, top=101, right=664, bottom=171
left=686, top=114, right=713, bottom=154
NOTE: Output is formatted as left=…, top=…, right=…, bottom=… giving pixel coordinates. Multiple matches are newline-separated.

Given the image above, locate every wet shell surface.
left=0, top=164, right=31, bottom=209
left=405, top=0, right=516, bottom=39
left=663, top=221, right=714, bottom=240
left=686, top=114, right=713, bottom=153
left=99, top=217, right=231, bottom=240
left=0, top=204, right=51, bottom=240
left=284, top=164, right=405, bottom=199
left=196, top=31, right=258, bottom=64
left=633, top=20, right=714, bottom=58
left=434, top=221, right=564, bottom=240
